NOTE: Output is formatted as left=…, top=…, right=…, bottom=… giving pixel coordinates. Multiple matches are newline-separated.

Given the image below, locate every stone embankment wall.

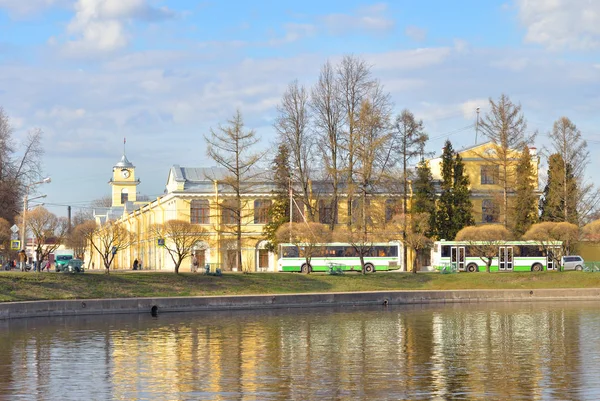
left=2, top=288, right=600, bottom=320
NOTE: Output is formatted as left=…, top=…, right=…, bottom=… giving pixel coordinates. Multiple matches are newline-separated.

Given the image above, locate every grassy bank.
left=1, top=270, right=600, bottom=302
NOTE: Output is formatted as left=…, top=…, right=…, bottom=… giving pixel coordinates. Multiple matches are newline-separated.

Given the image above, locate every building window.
left=221, top=200, right=239, bottom=225
left=385, top=199, right=400, bottom=223
left=319, top=200, right=337, bottom=225
left=121, top=189, right=128, bottom=204
left=258, top=249, right=269, bottom=269
left=482, top=199, right=499, bottom=223
left=348, top=198, right=371, bottom=224
left=254, top=200, right=271, bottom=224
left=191, top=199, right=210, bottom=224
left=481, top=165, right=499, bottom=185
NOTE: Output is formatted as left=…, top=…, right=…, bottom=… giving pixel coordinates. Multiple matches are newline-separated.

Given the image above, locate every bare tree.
left=276, top=222, right=331, bottom=273
left=87, top=222, right=136, bottom=273
left=150, top=219, right=210, bottom=274
left=205, top=110, right=266, bottom=271
left=523, top=221, right=579, bottom=266
left=391, top=109, right=428, bottom=270
left=391, top=213, right=432, bottom=273
left=0, top=217, right=11, bottom=262
left=477, top=94, right=535, bottom=228
left=353, top=100, right=392, bottom=232
left=0, top=108, right=45, bottom=223
left=311, top=61, right=344, bottom=230
left=547, top=117, right=598, bottom=224
left=337, top=55, right=379, bottom=203
left=24, top=207, right=68, bottom=271
left=67, top=219, right=97, bottom=260
left=455, top=225, right=512, bottom=272
left=275, top=80, right=315, bottom=221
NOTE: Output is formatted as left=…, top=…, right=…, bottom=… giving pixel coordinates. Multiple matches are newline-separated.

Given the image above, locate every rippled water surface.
left=1, top=302, right=600, bottom=400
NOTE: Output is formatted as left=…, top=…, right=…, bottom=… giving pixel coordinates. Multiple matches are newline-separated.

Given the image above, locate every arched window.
left=191, top=199, right=210, bottom=224
left=121, top=189, right=128, bottom=204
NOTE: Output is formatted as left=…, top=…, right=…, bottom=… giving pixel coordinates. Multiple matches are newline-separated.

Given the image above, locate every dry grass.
left=1, top=270, right=599, bottom=302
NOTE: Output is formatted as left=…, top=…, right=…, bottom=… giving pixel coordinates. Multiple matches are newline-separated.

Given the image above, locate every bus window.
left=441, top=245, right=451, bottom=258
left=345, top=247, right=356, bottom=257
left=282, top=246, right=299, bottom=258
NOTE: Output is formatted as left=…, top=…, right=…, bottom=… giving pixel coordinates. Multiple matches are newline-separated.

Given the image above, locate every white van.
left=561, top=255, right=585, bottom=271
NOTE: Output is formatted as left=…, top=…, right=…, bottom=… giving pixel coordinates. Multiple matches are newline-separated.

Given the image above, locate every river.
left=1, top=301, right=599, bottom=400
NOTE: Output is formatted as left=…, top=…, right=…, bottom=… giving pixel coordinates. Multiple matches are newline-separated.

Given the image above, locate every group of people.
left=132, top=258, right=143, bottom=270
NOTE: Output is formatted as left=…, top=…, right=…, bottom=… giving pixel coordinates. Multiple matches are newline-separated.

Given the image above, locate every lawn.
left=1, top=270, right=600, bottom=302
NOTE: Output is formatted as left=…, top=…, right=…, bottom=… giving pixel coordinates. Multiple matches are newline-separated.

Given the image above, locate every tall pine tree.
left=452, top=153, right=474, bottom=232
left=540, top=153, right=578, bottom=224
left=263, top=144, right=292, bottom=251
left=434, top=140, right=474, bottom=240
left=411, top=160, right=436, bottom=237
left=512, top=145, right=538, bottom=236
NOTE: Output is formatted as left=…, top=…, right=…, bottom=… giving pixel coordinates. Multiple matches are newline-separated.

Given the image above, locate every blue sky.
left=1, top=0, right=600, bottom=217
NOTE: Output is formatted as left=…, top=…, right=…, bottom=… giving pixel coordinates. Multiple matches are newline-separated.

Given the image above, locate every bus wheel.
left=301, top=263, right=311, bottom=274
left=364, top=263, right=374, bottom=273
left=576, top=265, right=583, bottom=271
left=531, top=263, right=542, bottom=272
left=467, top=263, right=478, bottom=273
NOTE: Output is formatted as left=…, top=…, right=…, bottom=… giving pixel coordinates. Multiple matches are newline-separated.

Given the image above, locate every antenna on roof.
left=475, top=107, right=480, bottom=144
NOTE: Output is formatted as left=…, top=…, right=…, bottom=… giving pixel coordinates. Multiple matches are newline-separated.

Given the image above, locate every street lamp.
left=20, top=177, right=51, bottom=271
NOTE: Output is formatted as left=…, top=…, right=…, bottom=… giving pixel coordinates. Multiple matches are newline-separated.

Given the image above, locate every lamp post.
left=20, top=177, right=51, bottom=271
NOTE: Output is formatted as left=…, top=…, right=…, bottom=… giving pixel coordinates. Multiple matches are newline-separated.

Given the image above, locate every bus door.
left=451, top=246, right=466, bottom=271
left=499, top=246, right=514, bottom=271
left=547, top=249, right=557, bottom=271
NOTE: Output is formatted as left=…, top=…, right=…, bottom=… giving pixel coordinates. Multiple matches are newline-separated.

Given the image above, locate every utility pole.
left=475, top=107, right=480, bottom=144
left=67, top=206, right=72, bottom=233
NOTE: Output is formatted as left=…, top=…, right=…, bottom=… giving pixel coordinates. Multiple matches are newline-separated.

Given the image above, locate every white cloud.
left=405, top=25, right=427, bottom=42
left=517, top=0, right=600, bottom=50
left=61, top=0, right=174, bottom=56
left=321, top=3, right=395, bottom=35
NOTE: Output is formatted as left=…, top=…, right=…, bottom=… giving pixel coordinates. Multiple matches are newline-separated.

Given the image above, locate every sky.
left=1, top=0, right=600, bottom=217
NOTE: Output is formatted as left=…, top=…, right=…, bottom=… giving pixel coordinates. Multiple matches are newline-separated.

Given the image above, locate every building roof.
left=168, top=166, right=277, bottom=194
left=114, top=154, right=134, bottom=168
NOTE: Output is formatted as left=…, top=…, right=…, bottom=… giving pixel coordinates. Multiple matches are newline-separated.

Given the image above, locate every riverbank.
left=2, top=270, right=600, bottom=302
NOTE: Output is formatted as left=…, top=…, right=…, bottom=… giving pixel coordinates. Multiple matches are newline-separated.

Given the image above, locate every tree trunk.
left=412, top=253, right=418, bottom=274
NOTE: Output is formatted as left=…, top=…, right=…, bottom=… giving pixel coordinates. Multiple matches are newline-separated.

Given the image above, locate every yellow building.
left=427, top=141, right=539, bottom=226
left=91, top=141, right=538, bottom=273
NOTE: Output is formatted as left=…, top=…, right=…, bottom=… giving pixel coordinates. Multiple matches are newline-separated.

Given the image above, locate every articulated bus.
left=431, top=240, right=563, bottom=272
left=278, top=242, right=403, bottom=273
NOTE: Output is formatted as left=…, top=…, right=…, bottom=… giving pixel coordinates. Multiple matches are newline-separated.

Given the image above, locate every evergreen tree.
left=435, top=141, right=456, bottom=240
left=434, top=140, right=474, bottom=240
left=512, top=145, right=538, bottom=236
left=452, top=153, right=474, bottom=232
left=411, top=160, right=436, bottom=236
left=540, top=153, right=578, bottom=224
left=263, top=144, right=292, bottom=251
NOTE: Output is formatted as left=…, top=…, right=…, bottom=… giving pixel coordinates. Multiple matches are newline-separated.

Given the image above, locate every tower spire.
left=124, top=137, right=126, bottom=156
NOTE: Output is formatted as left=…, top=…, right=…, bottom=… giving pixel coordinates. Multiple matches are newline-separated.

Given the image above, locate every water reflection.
left=1, top=302, right=600, bottom=400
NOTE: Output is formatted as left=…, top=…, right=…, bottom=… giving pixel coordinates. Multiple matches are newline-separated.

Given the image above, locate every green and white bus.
left=278, top=242, right=403, bottom=273
left=431, top=240, right=563, bottom=272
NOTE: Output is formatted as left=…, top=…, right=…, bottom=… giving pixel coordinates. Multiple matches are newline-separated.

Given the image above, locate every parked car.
left=561, top=255, right=585, bottom=271
left=59, top=259, right=84, bottom=273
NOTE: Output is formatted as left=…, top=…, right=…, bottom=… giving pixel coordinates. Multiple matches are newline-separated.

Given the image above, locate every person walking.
left=133, top=259, right=139, bottom=270
left=192, top=254, right=199, bottom=273
left=18, top=250, right=26, bottom=272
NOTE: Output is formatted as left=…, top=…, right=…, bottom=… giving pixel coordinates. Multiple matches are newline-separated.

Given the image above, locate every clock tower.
left=110, top=153, right=140, bottom=207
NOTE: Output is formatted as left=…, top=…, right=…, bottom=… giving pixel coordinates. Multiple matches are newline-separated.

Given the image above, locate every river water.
left=1, top=301, right=599, bottom=400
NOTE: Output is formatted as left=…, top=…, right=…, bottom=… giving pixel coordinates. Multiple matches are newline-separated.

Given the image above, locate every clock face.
left=121, top=169, right=130, bottom=178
